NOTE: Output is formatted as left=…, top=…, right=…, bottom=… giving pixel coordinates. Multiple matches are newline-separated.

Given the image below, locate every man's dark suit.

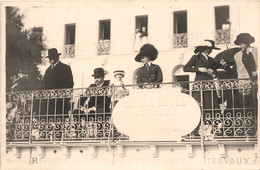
left=41, top=61, right=74, bottom=115
left=43, top=61, right=74, bottom=90
left=136, top=63, right=163, bottom=88
left=85, top=80, right=111, bottom=114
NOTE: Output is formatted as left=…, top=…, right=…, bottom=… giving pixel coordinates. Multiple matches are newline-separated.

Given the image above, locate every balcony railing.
left=97, top=39, right=111, bottom=55
left=6, top=79, right=257, bottom=144
left=173, top=33, right=188, bottom=48
left=64, top=44, right=75, bottom=58
left=215, top=29, right=231, bottom=45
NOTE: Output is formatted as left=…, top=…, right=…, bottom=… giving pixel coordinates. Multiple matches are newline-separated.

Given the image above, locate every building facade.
left=4, top=1, right=260, bottom=170
left=20, top=1, right=259, bottom=88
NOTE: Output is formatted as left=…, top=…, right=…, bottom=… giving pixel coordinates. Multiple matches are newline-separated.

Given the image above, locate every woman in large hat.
left=233, top=33, right=257, bottom=79
left=183, top=39, right=221, bottom=109
left=135, top=44, right=163, bottom=88
left=231, top=33, right=256, bottom=108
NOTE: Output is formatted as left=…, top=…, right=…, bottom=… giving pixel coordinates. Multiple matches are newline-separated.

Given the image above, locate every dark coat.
left=43, top=61, right=74, bottom=90
left=80, top=80, right=111, bottom=113
left=183, top=53, right=219, bottom=109
left=136, top=63, right=163, bottom=88
left=183, top=53, right=217, bottom=81
left=41, top=61, right=74, bottom=115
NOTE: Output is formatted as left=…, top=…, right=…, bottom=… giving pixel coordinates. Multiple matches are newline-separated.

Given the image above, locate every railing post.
left=29, top=91, right=34, bottom=144
left=199, top=81, right=205, bottom=164
left=110, top=85, right=115, bottom=142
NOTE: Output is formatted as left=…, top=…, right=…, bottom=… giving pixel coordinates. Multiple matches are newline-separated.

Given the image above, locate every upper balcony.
left=173, top=33, right=188, bottom=48
left=64, top=44, right=75, bottom=58
left=215, top=29, right=232, bottom=45
left=6, top=79, right=258, bottom=145
left=97, top=39, right=111, bottom=55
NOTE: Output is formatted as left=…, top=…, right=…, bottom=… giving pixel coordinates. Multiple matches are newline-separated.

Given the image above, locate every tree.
left=6, top=7, right=46, bottom=92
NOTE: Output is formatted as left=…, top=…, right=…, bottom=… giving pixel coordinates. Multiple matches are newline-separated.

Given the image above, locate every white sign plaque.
left=112, top=88, right=201, bottom=141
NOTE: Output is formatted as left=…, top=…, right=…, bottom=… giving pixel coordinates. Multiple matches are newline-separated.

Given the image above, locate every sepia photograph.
left=0, top=0, right=259, bottom=169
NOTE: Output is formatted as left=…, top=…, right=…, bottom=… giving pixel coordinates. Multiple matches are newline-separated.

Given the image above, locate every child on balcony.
left=111, top=70, right=129, bottom=106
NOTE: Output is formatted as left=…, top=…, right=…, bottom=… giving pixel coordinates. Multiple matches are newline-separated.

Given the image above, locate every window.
left=215, top=6, right=230, bottom=44
left=174, top=11, right=187, bottom=34
left=31, top=27, right=43, bottom=41
left=135, top=15, right=148, bottom=34
left=98, top=20, right=111, bottom=55
left=32, top=27, right=43, bottom=34
left=215, top=6, right=229, bottom=30
left=173, top=11, right=188, bottom=48
left=99, top=20, right=111, bottom=40
left=64, top=24, right=76, bottom=58
left=65, top=24, right=76, bottom=45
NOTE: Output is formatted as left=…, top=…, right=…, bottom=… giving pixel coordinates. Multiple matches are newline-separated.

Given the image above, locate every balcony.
left=97, top=39, right=111, bottom=55
left=173, top=33, right=188, bottom=48
left=64, top=44, right=75, bottom=58
left=215, top=29, right=231, bottom=45
left=6, top=79, right=257, bottom=144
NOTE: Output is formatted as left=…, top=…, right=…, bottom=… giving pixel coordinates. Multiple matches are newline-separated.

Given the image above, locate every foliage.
left=6, top=7, right=46, bottom=92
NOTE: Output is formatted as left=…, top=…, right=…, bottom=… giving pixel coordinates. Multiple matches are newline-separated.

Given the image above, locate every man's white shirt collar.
left=51, top=61, right=60, bottom=69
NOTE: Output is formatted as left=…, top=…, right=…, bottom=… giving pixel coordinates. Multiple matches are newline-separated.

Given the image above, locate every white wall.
left=18, top=1, right=259, bottom=88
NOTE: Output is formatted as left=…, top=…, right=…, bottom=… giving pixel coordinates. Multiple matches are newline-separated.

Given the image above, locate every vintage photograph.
left=1, top=0, right=259, bottom=169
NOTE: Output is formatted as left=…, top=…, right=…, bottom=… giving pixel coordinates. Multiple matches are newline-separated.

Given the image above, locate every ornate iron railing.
left=6, top=79, right=257, bottom=143
left=173, top=33, right=188, bottom=48
left=64, top=44, right=75, bottom=58
left=215, top=29, right=231, bottom=45
left=97, top=39, right=111, bottom=55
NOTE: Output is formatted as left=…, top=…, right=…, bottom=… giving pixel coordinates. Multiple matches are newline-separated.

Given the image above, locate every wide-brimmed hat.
left=234, top=33, right=255, bottom=45
left=113, top=70, right=125, bottom=78
left=194, top=39, right=220, bottom=54
left=135, top=44, right=158, bottom=62
left=92, top=67, right=106, bottom=77
left=46, top=48, right=61, bottom=59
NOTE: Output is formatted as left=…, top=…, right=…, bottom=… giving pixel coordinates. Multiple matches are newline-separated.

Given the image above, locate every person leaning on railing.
left=221, top=33, right=257, bottom=108
left=183, top=39, right=221, bottom=109
left=135, top=44, right=163, bottom=89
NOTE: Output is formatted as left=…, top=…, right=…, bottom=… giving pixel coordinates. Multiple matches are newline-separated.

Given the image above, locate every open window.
left=173, top=11, right=188, bottom=48
left=134, top=15, right=148, bottom=51
left=31, top=27, right=43, bottom=41
left=215, top=6, right=231, bottom=44
left=98, top=20, right=111, bottom=55
left=65, top=24, right=76, bottom=45
left=174, top=11, right=187, bottom=34
left=99, top=20, right=111, bottom=40
left=64, top=24, right=76, bottom=58
left=135, top=15, right=148, bottom=34
left=215, top=6, right=229, bottom=30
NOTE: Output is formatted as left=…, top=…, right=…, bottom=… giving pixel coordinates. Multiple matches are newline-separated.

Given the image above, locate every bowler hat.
left=92, top=68, right=106, bottom=77
left=194, top=39, right=220, bottom=54
left=234, top=33, right=255, bottom=45
left=46, top=48, right=61, bottom=59
left=135, top=44, right=158, bottom=62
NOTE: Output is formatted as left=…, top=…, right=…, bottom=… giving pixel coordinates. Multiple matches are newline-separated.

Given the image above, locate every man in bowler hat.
left=42, top=48, right=74, bottom=115
left=43, top=48, right=74, bottom=90
left=79, top=68, right=111, bottom=115
left=135, top=44, right=163, bottom=88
